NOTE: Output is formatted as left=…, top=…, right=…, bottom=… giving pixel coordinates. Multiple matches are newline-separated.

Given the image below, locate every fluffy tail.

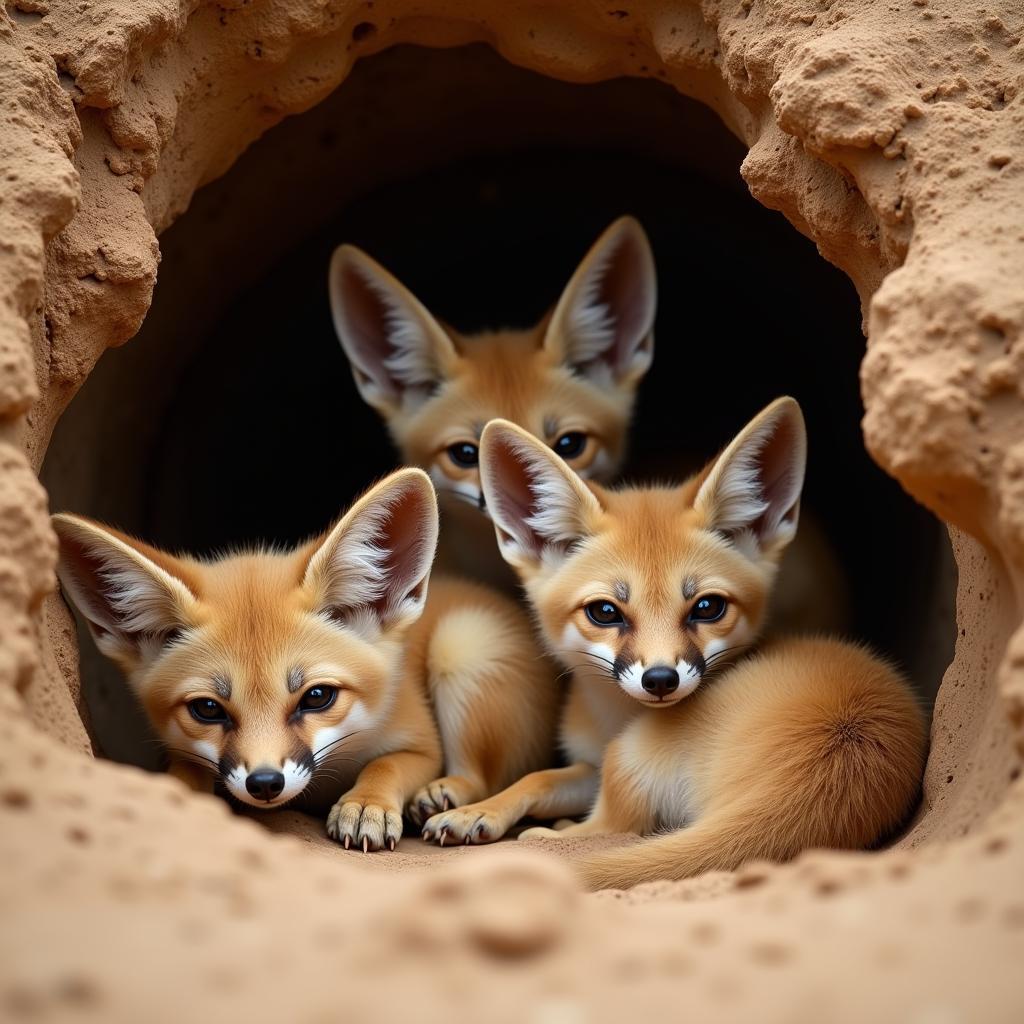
left=576, top=670, right=926, bottom=891
left=576, top=804, right=785, bottom=891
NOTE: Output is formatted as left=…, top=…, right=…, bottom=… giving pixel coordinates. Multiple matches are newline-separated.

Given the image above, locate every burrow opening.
left=43, top=46, right=955, bottom=796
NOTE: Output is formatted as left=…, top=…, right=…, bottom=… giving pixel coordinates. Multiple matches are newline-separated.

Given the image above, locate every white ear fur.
left=303, top=468, right=439, bottom=634
left=328, top=245, right=459, bottom=413
left=479, top=420, right=601, bottom=571
left=543, top=216, right=657, bottom=385
left=693, top=397, right=807, bottom=557
left=52, top=514, right=199, bottom=661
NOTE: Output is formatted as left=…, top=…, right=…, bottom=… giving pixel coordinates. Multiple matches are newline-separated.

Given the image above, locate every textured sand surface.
left=1, top=1, right=1024, bottom=1020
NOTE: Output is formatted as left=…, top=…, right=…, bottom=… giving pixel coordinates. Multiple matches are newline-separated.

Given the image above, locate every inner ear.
left=487, top=441, right=539, bottom=551
left=693, top=397, right=807, bottom=550
left=329, top=246, right=458, bottom=411
left=305, top=469, right=438, bottom=631
left=544, top=217, right=656, bottom=383
left=480, top=420, right=602, bottom=569
left=372, top=483, right=434, bottom=615
left=52, top=514, right=200, bottom=657
left=756, top=424, right=803, bottom=537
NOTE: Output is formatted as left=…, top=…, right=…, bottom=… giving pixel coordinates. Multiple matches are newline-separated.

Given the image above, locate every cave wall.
left=1, top=1, right=1023, bottom=1019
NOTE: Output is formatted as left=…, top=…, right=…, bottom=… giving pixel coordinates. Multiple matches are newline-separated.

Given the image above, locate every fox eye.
left=447, top=442, right=479, bottom=468
left=553, top=432, right=587, bottom=460
left=689, top=595, right=728, bottom=623
left=298, top=685, right=338, bottom=713
left=188, top=698, right=230, bottom=724
left=585, top=600, right=625, bottom=627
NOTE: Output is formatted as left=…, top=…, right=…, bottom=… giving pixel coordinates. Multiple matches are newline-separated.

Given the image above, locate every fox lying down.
left=52, top=470, right=559, bottom=850
left=421, top=398, right=926, bottom=890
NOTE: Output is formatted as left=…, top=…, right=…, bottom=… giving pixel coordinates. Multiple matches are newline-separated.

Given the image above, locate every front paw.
left=406, top=776, right=475, bottom=827
left=421, top=805, right=508, bottom=846
left=326, top=797, right=403, bottom=852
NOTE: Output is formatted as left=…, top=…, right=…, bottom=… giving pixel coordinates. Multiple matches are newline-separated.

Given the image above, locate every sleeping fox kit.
left=52, top=469, right=559, bottom=851
left=328, top=217, right=848, bottom=632
left=420, top=398, right=926, bottom=890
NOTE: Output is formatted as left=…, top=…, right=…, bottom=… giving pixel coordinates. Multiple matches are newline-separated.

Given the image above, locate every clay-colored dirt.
left=1, top=1, right=1023, bottom=1020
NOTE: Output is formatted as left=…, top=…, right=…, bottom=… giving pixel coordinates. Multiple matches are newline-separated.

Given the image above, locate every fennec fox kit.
left=328, top=217, right=655, bottom=587
left=52, top=470, right=558, bottom=850
left=422, top=399, right=925, bottom=889
left=328, top=219, right=848, bottom=630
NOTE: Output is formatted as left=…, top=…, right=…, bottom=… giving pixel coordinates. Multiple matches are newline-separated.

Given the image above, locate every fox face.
left=52, top=470, right=438, bottom=807
left=328, top=217, right=657, bottom=511
left=479, top=399, right=806, bottom=706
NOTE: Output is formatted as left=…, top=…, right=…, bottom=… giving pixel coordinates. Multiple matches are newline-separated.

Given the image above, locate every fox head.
left=52, top=469, right=438, bottom=807
left=479, top=398, right=806, bottom=706
left=329, top=217, right=657, bottom=512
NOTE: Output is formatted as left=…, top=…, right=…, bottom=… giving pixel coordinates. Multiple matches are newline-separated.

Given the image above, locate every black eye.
left=553, top=432, right=587, bottom=460
left=689, top=595, right=728, bottom=623
left=585, top=600, right=625, bottom=627
left=188, top=698, right=230, bottom=724
left=299, top=685, right=338, bottom=712
left=447, top=442, right=479, bottom=467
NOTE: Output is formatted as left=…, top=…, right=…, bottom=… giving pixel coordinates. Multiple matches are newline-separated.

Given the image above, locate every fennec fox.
left=52, top=470, right=558, bottom=850
left=328, top=217, right=656, bottom=587
left=422, top=399, right=925, bottom=889
left=328, top=219, right=848, bottom=630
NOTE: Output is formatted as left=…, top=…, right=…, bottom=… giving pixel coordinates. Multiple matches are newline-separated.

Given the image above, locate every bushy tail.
left=577, top=679, right=926, bottom=892
left=576, top=803, right=784, bottom=891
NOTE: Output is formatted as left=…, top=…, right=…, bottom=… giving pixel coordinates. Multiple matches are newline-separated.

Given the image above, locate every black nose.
left=245, top=769, right=285, bottom=801
left=641, top=666, right=680, bottom=698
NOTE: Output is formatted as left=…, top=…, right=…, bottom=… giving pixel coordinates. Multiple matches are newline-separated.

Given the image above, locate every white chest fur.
left=616, top=720, right=699, bottom=830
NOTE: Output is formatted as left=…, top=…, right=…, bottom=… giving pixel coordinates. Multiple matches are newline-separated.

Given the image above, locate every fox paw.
left=421, top=806, right=508, bottom=846
left=406, top=776, right=477, bottom=827
left=326, top=798, right=403, bottom=852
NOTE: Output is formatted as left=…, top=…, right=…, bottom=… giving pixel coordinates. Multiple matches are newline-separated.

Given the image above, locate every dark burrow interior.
left=42, top=43, right=955, bottom=770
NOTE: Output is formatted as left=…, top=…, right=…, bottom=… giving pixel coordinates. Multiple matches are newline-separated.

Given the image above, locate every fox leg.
left=408, top=597, right=560, bottom=827
left=520, top=739, right=657, bottom=840
left=421, top=762, right=598, bottom=845
left=328, top=680, right=442, bottom=852
left=327, top=748, right=440, bottom=852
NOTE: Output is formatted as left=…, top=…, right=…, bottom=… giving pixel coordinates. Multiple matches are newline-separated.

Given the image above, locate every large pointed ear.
left=51, top=514, right=201, bottom=664
left=543, top=216, right=656, bottom=386
left=303, top=468, right=438, bottom=635
left=693, top=397, right=807, bottom=558
left=328, top=245, right=460, bottom=415
left=479, top=420, right=602, bottom=573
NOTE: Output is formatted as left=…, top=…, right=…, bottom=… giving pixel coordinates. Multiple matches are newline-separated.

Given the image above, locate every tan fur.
left=425, top=401, right=925, bottom=890
left=329, top=217, right=655, bottom=589
left=328, top=220, right=849, bottom=630
left=560, top=639, right=925, bottom=889
left=52, top=471, right=557, bottom=851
